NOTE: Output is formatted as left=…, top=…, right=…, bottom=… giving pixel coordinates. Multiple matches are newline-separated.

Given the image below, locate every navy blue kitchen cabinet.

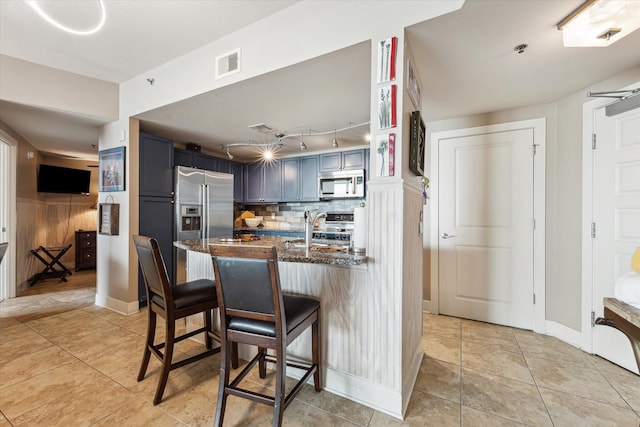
left=229, top=161, right=244, bottom=202
left=140, top=133, right=174, bottom=197
left=282, top=156, right=319, bottom=202
left=193, top=152, right=218, bottom=170
left=139, top=132, right=175, bottom=306
left=244, top=160, right=282, bottom=202
left=319, top=149, right=366, bottom=172
left=138, top=195, right=174, bottom=306
left=173, top=148, right=192, bottom=167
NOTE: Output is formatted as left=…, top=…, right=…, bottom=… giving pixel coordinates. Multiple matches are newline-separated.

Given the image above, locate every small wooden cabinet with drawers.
left=75, top=230, right=96, bottom=271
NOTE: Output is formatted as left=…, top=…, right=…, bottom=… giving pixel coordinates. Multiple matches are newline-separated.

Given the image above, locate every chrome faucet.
left=304, top=211, right=327, bottom=247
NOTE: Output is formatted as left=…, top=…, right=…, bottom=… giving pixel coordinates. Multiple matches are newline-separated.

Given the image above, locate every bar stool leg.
left=258, top=346, right=267, bottom=378
left=214, top=338, right=232, bottom=427
left=153, top=318, right=176, bottom=405
left=138, top=309, right=156, bottom=381
left=273, top=344, right=286, bottom=427
left=312, top=317, right=321, bottom=391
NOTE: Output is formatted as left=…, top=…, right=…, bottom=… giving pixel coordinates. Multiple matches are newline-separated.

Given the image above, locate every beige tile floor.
left=1, top=283, right=639, bottom=426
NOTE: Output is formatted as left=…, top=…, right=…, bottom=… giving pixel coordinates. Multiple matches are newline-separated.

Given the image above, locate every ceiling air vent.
left=247, top=123, right=274, bottom=133
left=215, top=48, right=241, bottom=79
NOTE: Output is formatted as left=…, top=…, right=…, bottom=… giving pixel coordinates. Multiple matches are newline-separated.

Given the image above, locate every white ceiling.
left=1, top=0, right=639, bottom=161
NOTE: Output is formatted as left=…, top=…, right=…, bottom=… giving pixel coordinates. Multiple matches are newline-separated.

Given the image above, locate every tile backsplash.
left=235, top=199, right=363, bottom=228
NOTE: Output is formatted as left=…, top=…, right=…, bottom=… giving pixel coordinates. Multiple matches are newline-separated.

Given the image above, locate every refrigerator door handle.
left=201, top=184, right=207, bottom=240
left=204, top=184, right=210, bottom=240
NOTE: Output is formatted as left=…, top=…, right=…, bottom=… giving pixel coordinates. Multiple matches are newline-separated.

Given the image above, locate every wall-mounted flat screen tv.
left=37, top=164, right=91, bottom=195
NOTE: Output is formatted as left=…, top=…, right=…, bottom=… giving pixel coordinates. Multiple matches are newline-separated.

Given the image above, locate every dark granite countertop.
left=174, top=236, right=367, bottom=266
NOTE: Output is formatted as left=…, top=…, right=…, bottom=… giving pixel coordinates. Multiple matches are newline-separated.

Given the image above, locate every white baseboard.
left=94, top=292, right=139, bottom=315
left=545, top=320, right=587, bottom=350
left=402, top=349, right=423, bottom=416
left=422, top=299, right=437, bottom=313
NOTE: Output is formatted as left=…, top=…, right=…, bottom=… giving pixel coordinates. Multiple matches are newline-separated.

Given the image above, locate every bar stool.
left=133, top=235, right=221, bottom=405
left=210, top=244, right=321, bottom=427
left=0, top=242, right=8, bottom=266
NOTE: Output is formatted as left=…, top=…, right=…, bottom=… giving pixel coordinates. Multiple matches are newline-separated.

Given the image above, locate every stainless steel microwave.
left=318, top=169, right=365, bottom=199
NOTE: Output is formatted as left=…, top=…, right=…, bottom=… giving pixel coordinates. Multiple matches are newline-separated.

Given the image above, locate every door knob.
left=441, top=233, right=456, bottom=239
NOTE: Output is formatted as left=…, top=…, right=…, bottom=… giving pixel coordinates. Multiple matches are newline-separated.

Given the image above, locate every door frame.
left=429, top=118, right=546, bottom=333
left=0, top=129, right=18, bottom=301
left=580, top=81, right=640, bottom=352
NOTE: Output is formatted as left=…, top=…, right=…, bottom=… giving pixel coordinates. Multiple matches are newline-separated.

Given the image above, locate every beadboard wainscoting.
left=182, top=248, right=407, bottom=418
left=401, top=184, right=426, bottom=414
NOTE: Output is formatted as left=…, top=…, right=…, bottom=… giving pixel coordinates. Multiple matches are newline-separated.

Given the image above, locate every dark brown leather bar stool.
left=210, top=244, right=321, bottom=427
left=133, top=235, right=221, bottom=405
left=0, top=242, right=8, bottom=266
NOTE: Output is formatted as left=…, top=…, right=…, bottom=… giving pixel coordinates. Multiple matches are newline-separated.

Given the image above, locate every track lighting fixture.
left=300, top=135, right=307, bottom=151
left=332, top=130, right=339, bottom=148
left=226, top=147, right=234, bottom=159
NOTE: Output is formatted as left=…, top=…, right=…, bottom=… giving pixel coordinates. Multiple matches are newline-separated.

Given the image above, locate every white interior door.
left=0, top=136, right=16, bottom=302
left=592, top=105, right=640, bottom=374
left=439, top=128, right=535, bottom=329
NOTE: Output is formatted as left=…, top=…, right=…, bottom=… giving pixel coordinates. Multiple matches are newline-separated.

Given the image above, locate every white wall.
left=0, top=55, right=118, bottom=121
left=425, top=65, right=640, bottom=332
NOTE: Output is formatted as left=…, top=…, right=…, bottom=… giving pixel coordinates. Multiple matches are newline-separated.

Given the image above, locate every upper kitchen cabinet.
left=229, top=161, right=244, bottom=202
left=174, top=148, right=220, bottom=171
left=244, top=160, right=282, bottom=202
left=282, top=156, right=319, bottom=202
left=319, top=149, right=367, bottom=172
left=140, top=133, right=174, bottom=197
left=174, top=148, right=193, bottom=167
left=193, top=152, right=218, bottom=170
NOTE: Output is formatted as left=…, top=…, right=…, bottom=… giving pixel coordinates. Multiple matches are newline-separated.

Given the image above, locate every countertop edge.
left=174, top=238, right=367, bottom=267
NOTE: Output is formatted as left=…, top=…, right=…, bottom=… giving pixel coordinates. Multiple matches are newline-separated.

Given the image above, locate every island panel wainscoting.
left=173, top=237, right=405, bottom=417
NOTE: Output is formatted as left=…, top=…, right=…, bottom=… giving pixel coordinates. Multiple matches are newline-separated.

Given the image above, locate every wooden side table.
left=75, top=230, right=96, bottom=271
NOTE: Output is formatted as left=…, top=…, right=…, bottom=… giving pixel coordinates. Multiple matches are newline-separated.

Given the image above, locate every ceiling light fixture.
left=557, top=0, right=640, bottom=47
left=226, top=147, right=234, bottom=159
left=332, top=130, right=339, bottom=148
left=300, top=135, right=307, bottom=151
left=25, top=0, right=106, bottom=36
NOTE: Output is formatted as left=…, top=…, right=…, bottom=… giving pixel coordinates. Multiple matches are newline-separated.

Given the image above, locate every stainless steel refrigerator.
left=174, top=166, right=233, bottom=282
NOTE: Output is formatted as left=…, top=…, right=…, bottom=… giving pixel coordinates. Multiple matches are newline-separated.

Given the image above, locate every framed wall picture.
left=375, top=133, right=396, bottom=177
left=99, top=147, right=126, bottom=192
left=409, top=111, right=426, bottom=176
left=99, top=203, right=120, bottom=235
left=378, top=84, right=397, bottom=130
left=377, top=36, right=397, bottom=83
left=406, top=59, right=421, bottom=111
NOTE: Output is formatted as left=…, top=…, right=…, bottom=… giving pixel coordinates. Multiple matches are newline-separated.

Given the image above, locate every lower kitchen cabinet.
left=75, top=230, right=96, bottom=271
left=138, top=196, right=174, bottom=306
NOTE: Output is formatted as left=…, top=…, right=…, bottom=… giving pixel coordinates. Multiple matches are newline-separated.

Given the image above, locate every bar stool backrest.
left=210, top=245, right=285, bottom=338
left=133, top=235, right=172, bottom=308
left=0, top=242, right=8, bottom=266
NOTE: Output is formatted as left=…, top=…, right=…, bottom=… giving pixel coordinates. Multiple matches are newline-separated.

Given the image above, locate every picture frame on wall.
left=409, top=111, right=425, bottom=176
left=406, top=59, right=421, bottom=111
left=376, top=133, right=395, bottom=177
left=378, top=84, right=397, bottom=130
left=377, top=36, right=397, bottom=83
left=99, top=146, right=126, bottom=192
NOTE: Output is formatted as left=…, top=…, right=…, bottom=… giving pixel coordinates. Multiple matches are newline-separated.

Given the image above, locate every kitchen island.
left=174, top=237, right=402, bottom=415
